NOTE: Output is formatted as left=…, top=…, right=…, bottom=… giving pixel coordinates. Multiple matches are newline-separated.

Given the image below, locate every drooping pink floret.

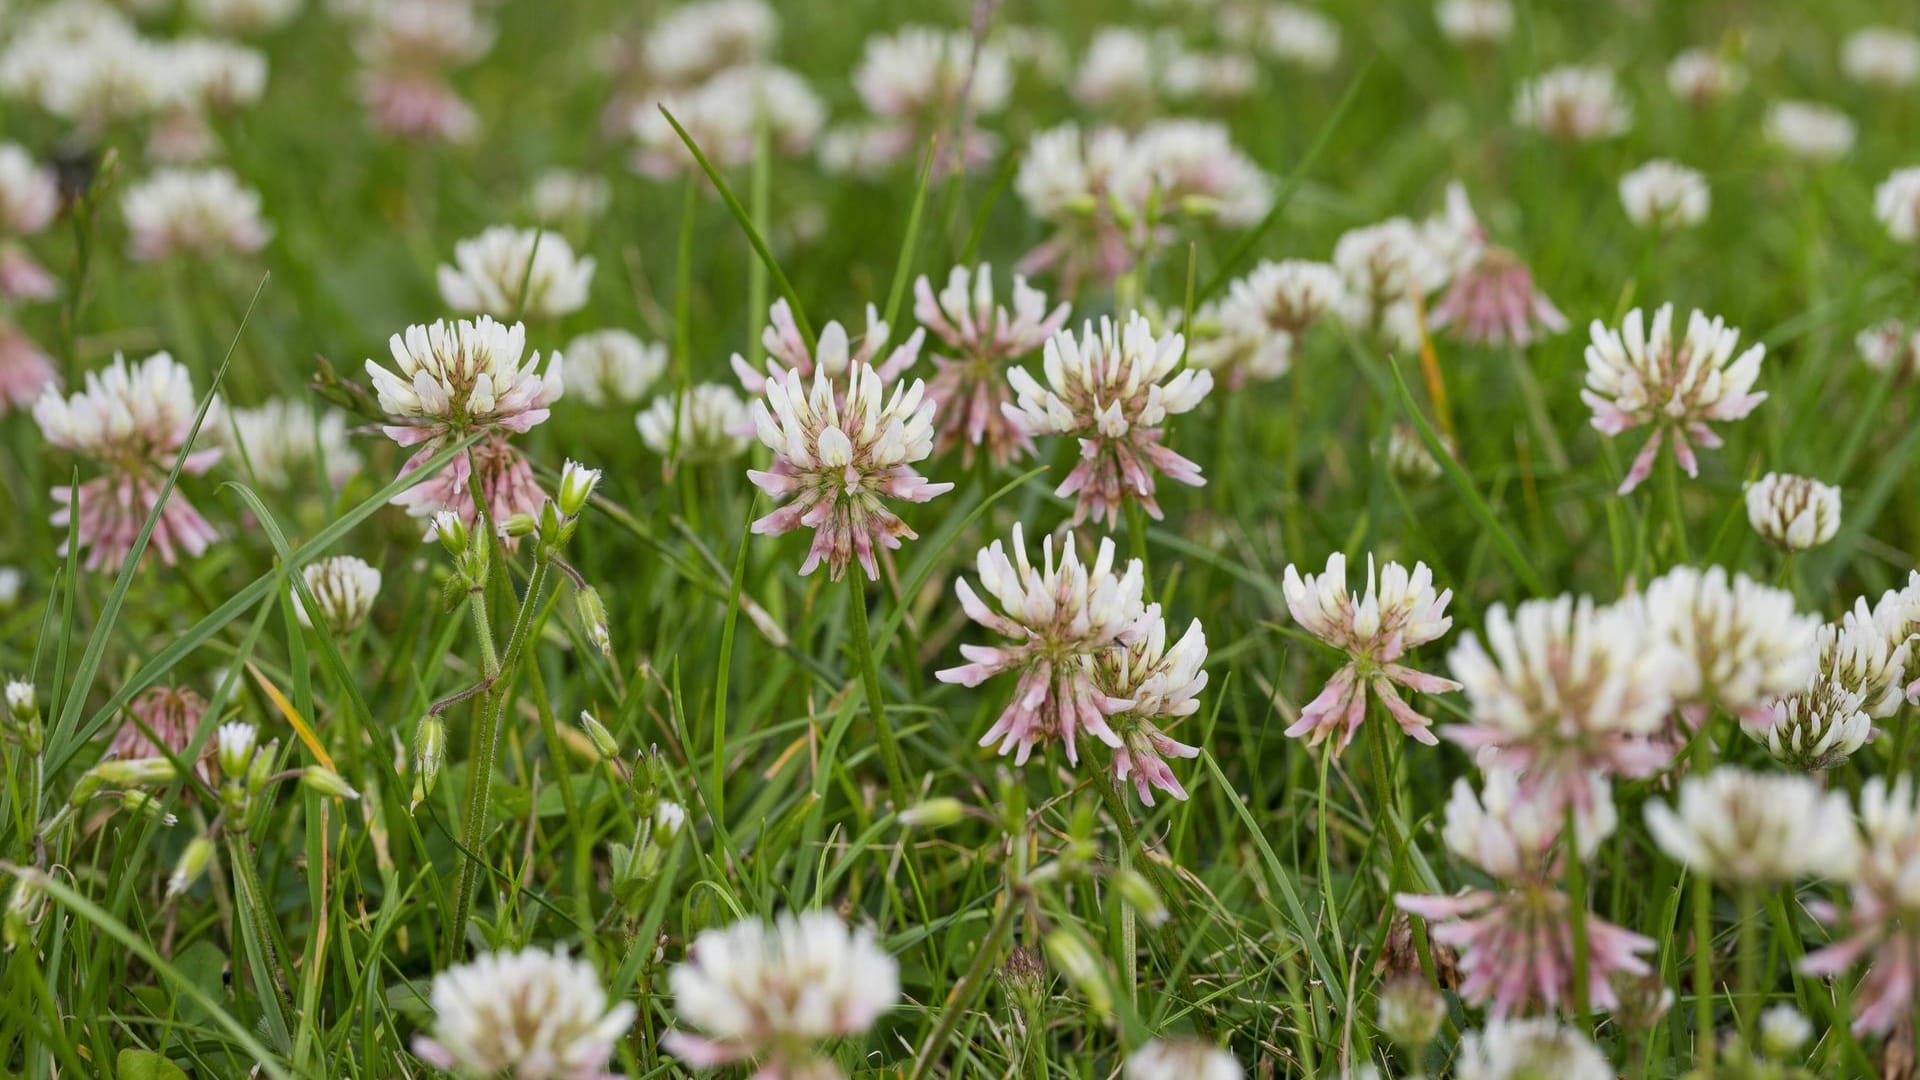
left=33, top=351, right=221, bottom=573
left=1098, top=607, right=1208, bottom=805
left=1397, top=772, right=1655, bottom=1018
left=913, top=263, right=1069, bottom=466
left=1427, top=183, right=1568, bottom=349
left=1281, top=551, right=1460, bottom=754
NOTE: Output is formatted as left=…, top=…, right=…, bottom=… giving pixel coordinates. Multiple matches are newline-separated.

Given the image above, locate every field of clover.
left=6, top=0, right=1920, bottom=1077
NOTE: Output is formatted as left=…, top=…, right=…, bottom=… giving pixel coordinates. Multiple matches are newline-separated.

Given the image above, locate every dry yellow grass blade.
left=246, top=662, right=336, bottom=772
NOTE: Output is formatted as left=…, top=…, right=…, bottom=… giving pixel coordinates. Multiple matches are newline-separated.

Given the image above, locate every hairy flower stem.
left=225, top=831, right=294, bottom=1015
left=1694, top=872, right=1716, bottom=1076
left=446, top=555, right=552, bottom=958
left=844, top=574, right=911, bottom=810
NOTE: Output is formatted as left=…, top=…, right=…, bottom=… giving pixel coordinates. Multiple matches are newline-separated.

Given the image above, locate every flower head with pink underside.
left=1427, top=183, right=1567, bottom=348
left=913, top=263, right=1070, bottom=466
left=1583, top=303, right=1765, bottom=494
left=1097, top=606, right=1207, bottom=805
left=938, top=525, right=1148, bottom=767
left=732, top=299, right=923, bottom=399
left=33, top=351, right=222, bottom=572
left=664, top=911, right=898, bottom=1080
left=1282, top=552, right=1460, bottom=754
left=0, top=321, right=57, bottom=414
left=1005, top=312, right=1210, bottom=527
left=747, top=362, right=952, bottom=581
left=1803, top=776, right=1920, bottom=1035
left=1398, top=771, right=1654, bottom=1017
left=0, top=142, right=59, bottom=302
left=112, top=685, right=216, bottom=785
left=1445, top=594, right=1685, bottom=813
left=364, top=316, right=563, bottom=533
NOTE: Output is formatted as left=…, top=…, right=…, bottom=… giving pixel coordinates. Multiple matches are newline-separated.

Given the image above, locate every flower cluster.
left=913, top=263, right=1070, bottom=465
left=1004, top=313, right=1211, bottom=526
left=437, top=226, right=595, bottom=321
left=348, top=0, right=495, bottom=142
left=1427, top=183, right=1568, bottom=348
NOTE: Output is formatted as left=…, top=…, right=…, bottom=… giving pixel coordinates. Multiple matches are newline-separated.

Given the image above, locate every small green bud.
left=4, top=876, right=44, bottom=951
left=215, top=721, right=258, bottom=780
left=556, top=460, right=601, bottom=518
left=412, top=715, right=446, bottom=808
left=118, top=790, right=179, bottom=826
left=246, top=739, right=278, bottom=796
left=574, top=586, right=611, bottom=659
left=501, top=512, right=538, bottom=538
left=1376, top=975, right=1446, bottom=1051
left=899, top=797, right=966, bottom=828
left=577, top=711, right=620, bottom=760
left=168, top=836, right=216, bottom=898
left=301, top=766, right=360, bottom=800
left=1110, top=868, right=1168, bottom=928
left=1044, top=927, right=1111, bottom=1016
left=432, top=511, right=469, bottom=556
left=85, top=756, right=177, bottom=790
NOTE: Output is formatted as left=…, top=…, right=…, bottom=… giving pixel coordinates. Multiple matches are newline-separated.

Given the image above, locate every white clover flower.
left=1874, top=167, right=1920, bottom=243
left=1751, top=680, right=1871, bottom=772
left=0, top=143, right=59, bottom=237
left=1435, top=0, right=1513, bottom=44
left=1072, top=27, right=1163, bottom=112
left=1163, top=49, right=1257, bottom=103
left=221, top=398, right=360, bottom=488
left=33, top=29, right=177, bottom=126
left=1666, top=48, right=1745, bottom=105
left=0, top=568, right=21, bottom=610
left=354, top=0, right=494, bottom=69
left=1005, top=312, right=1211, bottom=526
left=854, top=25, right=1011, bottom=120
left=33, top=351, right=223, bottom=571
left=637, top=384, right=752, bottom=463
left=1012, top=123, right=1139, bottom=290
left=1253, top=3, right=1340, bottom=72
left=1456, top=1019, right=1611, bottom=1080
left=1765, top=100, right=1856, bottom=162
left=1097, top=605, right=1208, bottom=805
left=1513, top=65, right=1631, bottom=140
left=746, top=363, right=952, bottom=581
left=564, top=329, right=665, bottom=408
left=366, top=317, right=563, bottom=445
left=938, top=525, right=1148, bottom=767
left=188, top=0, right=300, bottom=35
left=1425, top=183, right=1567, bottom=347
left=1445, top=594, right=1684, bottom=807
left=1283, top=552, right=1459, bottom=752
left=1818, top=602, right=1912, bottom=720
left=1642, top=565, right=1819, bottom=723
left=1385, top=423, right=1451, bottom=485
left=664, top=911, right=897, bottom=1079
left=1333, top=217, right=1447, bottom=325
left=1645, top=767, right=1859, bottom=884
left=1441, top=768, right=1618, bottom=881
left=1193, top=259, right=1349, bottom=387
left=163, top=37, right=269, bottom=112
left=122, top=167, right=271, bottom=262
left=1581, top=304, right=1767, bottom=494
left=1745, top=472, right=1841, bottom=551
left=529, top=169, right=610, bottom=225
left=1843, top=27, right=1920, bottom=88
left=1619, top=159, right=1709, bottom=230
left=913, top=263, right=1069, bottom=465
left=415, top=946, right=635, bottom=1080
left=438, top=226, right=594, bottom=320
left=1857, top=319, right=1920, bottom=378
left=294, top=555, right=381, bottom=633
left=633, top=65, right=824, bottom=178
left=1760, top=1005, right=1814, bottom=1057
left=1125, top=1038, right=1242, bottom=1080
left=642, top=0, right=775, bottom=87
left=1128, top=119, right=1272, bottom=227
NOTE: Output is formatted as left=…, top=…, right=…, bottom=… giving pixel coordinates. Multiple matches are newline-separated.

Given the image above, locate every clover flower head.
left=638, top=384, right=753, bottom=463
left=112, top=685, right=215, bottom=783
left=1282, top=551, right=1459, bottom=753
left=641, top=0, right=775, bottom=87
left=1005, top=312, right=1210, bottom=527
left=1750, top=679, right=1871, bottom=772
left=366, top=316, right=562, bottom=447
left=565, top=329, right=665, bottom=408
left=415, top=946, right=635, bottom=1080
left=1127, top=119, right=1272, bottom=227
left=1513, top=65, right=1631, bottom=140
left=1426, top=183, right=1566, bottom=348
left=220, top=398, right=360, bottom=488
left=913, top=263, right=1070, bottom=465
left=1857, top=319, right=1920, bottom=378
left=1816, top=601, right=1912, bottom=720
left=1581, top=303, right=1766, bottom=493
left=1251, top=3, right=1340, bottom=72
left=1745, top=472, right=1840, bottom=551
left=295, top=555, right=382, bottom=633
left=1125, top=1039, right=1242, bottom=1080
left=1642, top=565, right=1819, bottom=723
left=122, top=167, right=271, bottom=262
left=665, top=911, right=897, bottom=1080
left=1843, top=27, right=1920, bottom=88
left=33, top=351, right=222, bottom=571
left=0, top=143, right=58, bottom=238
left=1765, top=100, right=1856, bottom=161
left=1667, top=48, right=1744, bottom=105
left=437, top=226, right=594, bottom=320
left=1098, top=606, right=1207, bottom=805
left=747, top=362, right=952, bottom=581
left=0, top=322, right=57, bottom=412
left=1874, top=166, right=1920, bottom=243
left=1455, top=1019, right=1612, bottom=1080
left=853, top=25, right=1010, bottom=121
left=529, top=169, right=610, bottom=225
left=1803, top=776, right=1920, bottom=1035
left=1436, top=0, right=1514, bottom=45
left=733, top=299, right=923, bottom=399
left=632, top=65, right=823, bottom=178
left=937, top=524, right=1148, bottom=766
left=1645, top=766, right=1859, bottom=884
left=1333, top=217, right=1447, bottom=324
left=1192, top=259, right=1349, bottom=387
left=1619, top=159, right=1709, bottom=230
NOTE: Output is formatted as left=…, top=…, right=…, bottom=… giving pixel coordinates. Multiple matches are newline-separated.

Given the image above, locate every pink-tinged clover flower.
left=1190, top=259, right=1349, bottom=388
left=120, top=168, right=272, bottom=263
left=1581, top=303, right=1766, bottom=494
left=913, top=263, right=1070, bottom=466
left=746, top=362, right=951, bottom=581
left=111, top=685, right=216, bottom=785
left=33, top=351, right=221, bottom=572
left=1014, top=123, right=1139, bottom=294
left=1427, top=183, right=1568, bottom=348
left=1097, top=606, right=1207, bottom=805
left=664, top=911, right=898, bottom=1080
left=937, top=525, right=1148, bottom=767
left=1397, top=771, right=1655, bottom=1017
left=0, top=142, right=59, bottom=302
left=1803, top=775, right=1920, bottom=1035
left=1004, top=312, right=1211, bottom=527
left=732, top=299, right=923, bottom=399
left=364, top=316, right=563, bottom=534
left=1281, top=552, right=1460, bottom=754
left=1444, top=594, right=1686, bottom=812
